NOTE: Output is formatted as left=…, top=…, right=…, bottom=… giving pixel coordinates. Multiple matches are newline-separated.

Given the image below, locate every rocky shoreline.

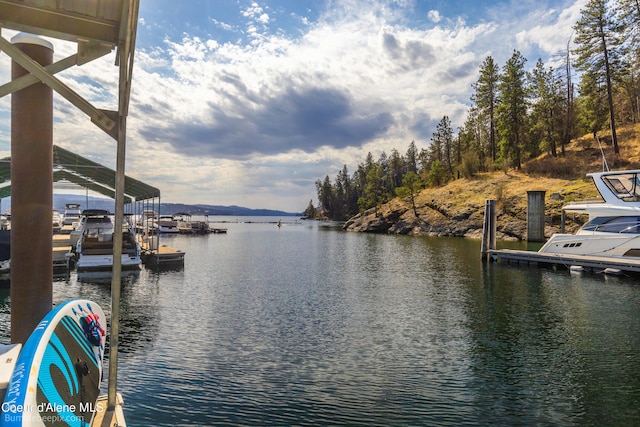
left=342, top=173, right=591, bottom=241
left=343, top=201, right=529, bottom=241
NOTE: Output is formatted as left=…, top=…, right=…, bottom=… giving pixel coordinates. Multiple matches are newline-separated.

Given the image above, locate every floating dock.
left=60, top=224, right=75, bottom=234
left=138, top=237, right=185, bottom=267
left=52, top=233, right=72, bottom=270
left=488, top=249, right=640, bottom=275
left=482, top=197, right=640, bottom=276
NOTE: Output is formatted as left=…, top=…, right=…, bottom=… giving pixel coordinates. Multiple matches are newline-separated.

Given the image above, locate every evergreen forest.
left=306, top=0, right=640, bottom=221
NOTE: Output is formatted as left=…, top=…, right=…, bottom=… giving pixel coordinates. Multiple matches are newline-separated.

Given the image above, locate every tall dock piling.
left=481, top=199, right=496, bottom=260
left=10, top=34, right=53, bottom=344
left=527, top=191, right=546, bottom=242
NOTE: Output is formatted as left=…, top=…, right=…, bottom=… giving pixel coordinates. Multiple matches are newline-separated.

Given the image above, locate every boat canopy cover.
left=0, top=145, right=160, bottom=202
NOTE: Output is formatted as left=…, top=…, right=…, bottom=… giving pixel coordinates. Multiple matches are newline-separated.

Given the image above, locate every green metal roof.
left=0, top=145, right=160, bottom=202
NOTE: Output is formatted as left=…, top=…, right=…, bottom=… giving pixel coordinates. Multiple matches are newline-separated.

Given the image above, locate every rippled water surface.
left=2, top=217, right=640, bottom=426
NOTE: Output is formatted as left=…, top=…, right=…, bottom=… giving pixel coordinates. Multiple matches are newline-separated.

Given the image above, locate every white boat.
left=174, top=213, right=194, bottom=234
left=158, top=214, right=179, bottom=233
left=136, top=209, right=159, bottom=234
left=70, top=209, right=112, bottom=248
left=190, top=215, right=211, bottom=234
left=0, top=212, right=9, bottom=231
left=75, top=211, right=141, bottom=272
left=51, top=210, right=62, bottom=233
left=539, top=170, right=640, bottom=258
left=62, top=203, right=82, bottom=226
left=0, top=343, right=22, bottom=404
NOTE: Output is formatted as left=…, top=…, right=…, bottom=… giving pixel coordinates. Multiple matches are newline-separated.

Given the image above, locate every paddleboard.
left=1, top=299, right=107, bottom=427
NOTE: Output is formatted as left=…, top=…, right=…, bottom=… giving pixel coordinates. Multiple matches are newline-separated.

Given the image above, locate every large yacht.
left=70, top=209, right=112, bottom=248
left=539, top=170, right=640, bottom=258
left=74, top=210, right=141, bottom=272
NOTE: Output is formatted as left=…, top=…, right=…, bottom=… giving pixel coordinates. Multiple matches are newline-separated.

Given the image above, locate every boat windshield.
left=602, top=172, right=640, bottom=201
left=582, top=216, right=640, bottom=233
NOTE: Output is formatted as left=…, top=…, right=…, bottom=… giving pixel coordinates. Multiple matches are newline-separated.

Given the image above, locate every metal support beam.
left=108, top=0, right=140, bottom=411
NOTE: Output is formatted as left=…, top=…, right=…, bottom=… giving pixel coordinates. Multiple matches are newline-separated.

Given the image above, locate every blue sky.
left=0, top=0, right=586, bottom=212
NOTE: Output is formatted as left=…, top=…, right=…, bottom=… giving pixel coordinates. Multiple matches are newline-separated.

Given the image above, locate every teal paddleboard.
left=1, top=299, right=107, bottom=427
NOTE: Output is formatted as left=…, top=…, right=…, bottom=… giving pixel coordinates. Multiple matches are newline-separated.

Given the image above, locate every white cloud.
left=0, top=1, right=589, bottom=212
left=428, top=10, right=442, bottom=23
left=515, top=0, right=587, bottom=68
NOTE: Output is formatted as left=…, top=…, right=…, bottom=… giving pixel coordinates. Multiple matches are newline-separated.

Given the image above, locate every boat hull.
left=539, top=232, right=640, bottom=258
left=76, top=254, right=142, bottom=272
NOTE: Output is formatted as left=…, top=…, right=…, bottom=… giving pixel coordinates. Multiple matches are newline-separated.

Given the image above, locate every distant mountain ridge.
left=162, top=203, right=300, bottom=216
left=35, top=195, right=299, bottom=216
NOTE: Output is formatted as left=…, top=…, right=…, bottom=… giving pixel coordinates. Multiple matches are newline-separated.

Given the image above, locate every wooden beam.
left=0, top=35, right=118, bottom=139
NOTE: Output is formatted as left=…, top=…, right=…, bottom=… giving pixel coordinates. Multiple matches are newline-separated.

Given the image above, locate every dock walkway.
left=489, top=249, right=640, bottom=274
left=52, top=233, right=72, bottom=270
left=90, top=393, right=126, bottom=427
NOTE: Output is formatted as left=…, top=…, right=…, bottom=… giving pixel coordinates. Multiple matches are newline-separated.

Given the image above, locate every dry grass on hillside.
left=411, top=123, right=640, bottom=224
left=524, top=123, right=640, bottom=178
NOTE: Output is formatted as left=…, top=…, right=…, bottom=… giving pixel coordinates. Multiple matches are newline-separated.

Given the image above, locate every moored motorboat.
left=52, top=210, right=62, bottom=233
left=61, top=203, right=82, bottom=233
left=190, top=214, right=211, bottom=234
left=136, top=209, right=159, bottom=235
left=62, top=203, right=82, bottom=224
left=539, top=170, right=640, bottom=258
left=158, top=214, right=179, bottom=233
left=75, top=211, right=141, bottom=272
left=70, top=209, right=113, bottom=248
left=174, top=213, right=194, bottom=234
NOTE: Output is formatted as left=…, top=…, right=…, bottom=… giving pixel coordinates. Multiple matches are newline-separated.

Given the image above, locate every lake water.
left=1, top=216, right=640, bottom=426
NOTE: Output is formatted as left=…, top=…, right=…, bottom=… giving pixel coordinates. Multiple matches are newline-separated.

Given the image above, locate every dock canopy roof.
left=0, top=145, right=160, bottom=202
left=0, top=0, right=127, bottom=47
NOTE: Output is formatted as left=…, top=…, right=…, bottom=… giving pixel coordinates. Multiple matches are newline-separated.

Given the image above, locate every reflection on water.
left=1, top=219, right=639, bottom=426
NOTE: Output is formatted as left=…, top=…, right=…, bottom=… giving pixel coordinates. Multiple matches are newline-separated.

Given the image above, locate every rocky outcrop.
left=344, top=203, right=531, bottom=240
left=342, top=174, right=589, bottom=241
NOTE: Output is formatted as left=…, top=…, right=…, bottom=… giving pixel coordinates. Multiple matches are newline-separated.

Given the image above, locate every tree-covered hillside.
left=311, top=0, right=640, bottom=221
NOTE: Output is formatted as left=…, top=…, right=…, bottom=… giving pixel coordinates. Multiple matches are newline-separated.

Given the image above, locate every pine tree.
left=395, top=172, right=422, bottom=217
left=389, top=149, right=405, bottom=189
left=560, top=37, right=575, bottom=155
left=618, top=0, right=640, bottom=59
left=316, top=175, right=334, bottom=216
left=358, top=163, right=387, bottom=216
left=304, top=200, right=317, bottom=219
left=405, top=140, right=418, bottom=174
left=529, top=59, right=562, bottom=157
left=431, top=116, right=455, bottom=178
left=472, top=56, right=500, bottom=162
left=496, top=50, right=529, bottom=170
left=576, top=70, right=609, bottom=136
left=573, top=0, right=624, bottom=154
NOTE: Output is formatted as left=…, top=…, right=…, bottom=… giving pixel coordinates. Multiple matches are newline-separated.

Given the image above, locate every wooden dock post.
left=481, top=199, right=496, bottom=260
left=527, top=190, right=546, bottom=242
left=10, top=34, right=53, bottom=344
